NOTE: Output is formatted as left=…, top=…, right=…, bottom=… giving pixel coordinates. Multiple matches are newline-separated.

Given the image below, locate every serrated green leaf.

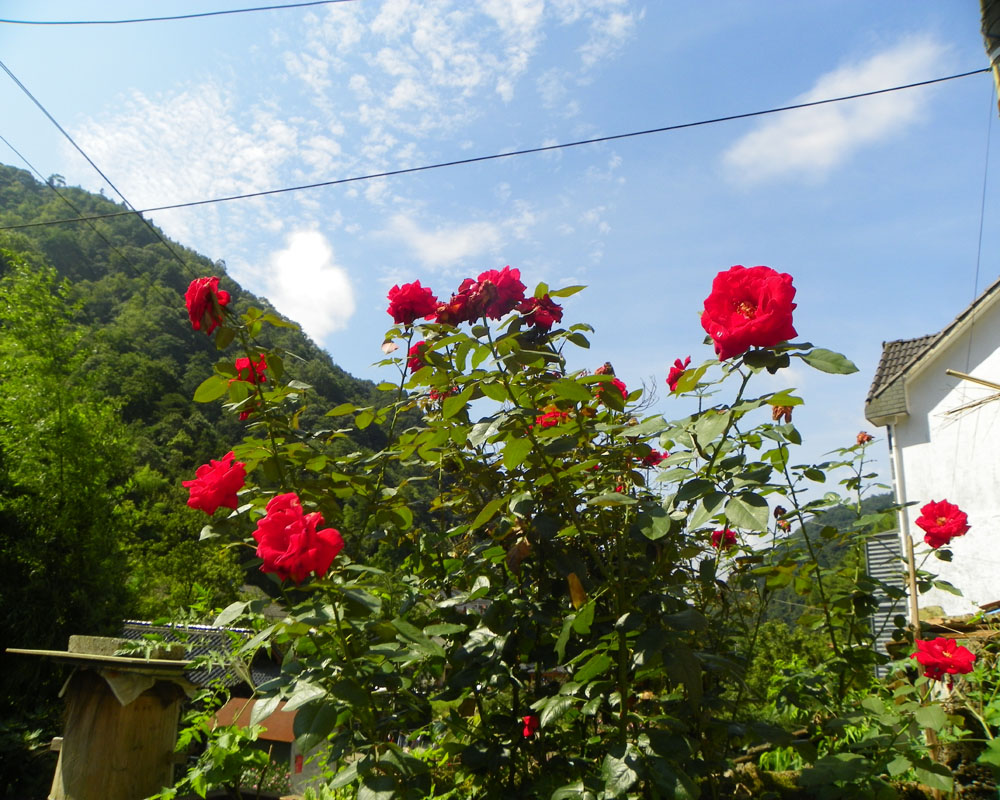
left=503, top=436, right=533, bottom=470
left=725, top=493, right=769, bottom=531
left=214, top=601, right=248, bottom=627
left=250, top=695, right=282, bottom=726
left=798, top=348, right=858, bottom=374
left=602, top=745, right=639, bottom=796
left=539, top=695, right=575, bottom=728
left=471, top=496, right=506, bottom=530
left=193, top=374, right=229, bottom=403
left=914, top=704, right=947, bottom=730
left=284, top=681, right=326, bottom=712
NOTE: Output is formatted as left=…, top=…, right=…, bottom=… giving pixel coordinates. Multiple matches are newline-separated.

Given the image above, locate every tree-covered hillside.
left=0, top=164, right=401, bottom=785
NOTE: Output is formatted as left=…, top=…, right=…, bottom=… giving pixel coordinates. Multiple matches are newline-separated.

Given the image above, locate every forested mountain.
left=0, top=163, right=394, bottom=781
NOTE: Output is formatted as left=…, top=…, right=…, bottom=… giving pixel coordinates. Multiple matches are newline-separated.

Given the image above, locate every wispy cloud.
left=722, top=36, right=947, bottom=184
left=263, top=230, right=355, bottom=340
left=383, top=213, right=503, bottom=271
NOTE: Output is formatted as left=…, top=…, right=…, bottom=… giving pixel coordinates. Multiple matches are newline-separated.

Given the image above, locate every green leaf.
left=688, top=491, right=726, bottom=528
left=549, top=284, right=586, bottom=298
left=550, top=781, right=594, bottom=800
left=503, top=436, right=533, bottom=470
left=214, top=601, right=248, bottom=628
left=326, top=402, right=355, bottom=417
left=355, top=409, right=375, bottom=429
left=423, top=623, right=467, bottom=637
left=329, top=761, right=359, bottom=790
left=250, top=695, right=282, bottom=726
left=769, top=389, right=804, bottom=406
left=539, top=695, right=575, bottom=728
left=602, top=745, right=639, bottom=796
left=284, top=681, right=326, bottom=712
left=572, top=601, right=595, bottom=635
left=673, top=364, right=707, bottom=394
left=914, top=704, right=948, bottom=730
left=193, top=374, right=229, bottom=403
left=798, top=348, right=858, bottom=374
left=550, top=378, right=595, bottom=403
left=574, top=653, right=613, bottom=683
left=471, top=496, right=507, bottom=530
left=443, top=386, right=474, bottom=419
left=260, top=312, right=298, bottom=329
left=358, top=774, right=396, bottom=800
left=214, top=326, right=235, bottom=350
left=914, top=763, right=953, bottom=793
left=693, top=409, right=730, bottom=445
left=725, top=493, right=769, bottom=532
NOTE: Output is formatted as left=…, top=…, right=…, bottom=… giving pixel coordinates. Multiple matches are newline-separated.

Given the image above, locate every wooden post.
left=7, top=637, right=192, bottom=800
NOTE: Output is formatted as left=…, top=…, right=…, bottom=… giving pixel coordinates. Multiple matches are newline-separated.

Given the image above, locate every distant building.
left=865, top=275, right=1000, bottom=618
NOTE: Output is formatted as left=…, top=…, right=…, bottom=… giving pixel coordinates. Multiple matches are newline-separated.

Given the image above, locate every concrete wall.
left=892, top=307, right=1000, bottom=616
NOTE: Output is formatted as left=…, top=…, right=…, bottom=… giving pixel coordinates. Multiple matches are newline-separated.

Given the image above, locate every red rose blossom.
left=408, top=341, right=428, bottom=373
left=387, top=280, right=438, bottom=325
left=182, top=451, right=246, bottom=514
left=666, top=356, right=691, bottom=392
left=914, top=499, right=969, bottom=549
left=232, top=354, right=267, bottom=385
left=534, top=407, right=569, bottom=428
left=856, top=431, right=874, bottom=445
left=711, top=529, right=738, bottom=551
left=522, top=714, right=539, bottom=738
left=185, top=277, right=230, bottom=334
left=474, top=266, right=526, bottom=319
left=517, top=294, right=563, bottom=331
left=253, top=492, right=344, bottom=584
left=639, top=449, right=668, bottom=468
left=597, top=377, right=628, bottom=405
left=701, top=265, right=797, bottom=360
left=911, top=637, right=976, bottom=681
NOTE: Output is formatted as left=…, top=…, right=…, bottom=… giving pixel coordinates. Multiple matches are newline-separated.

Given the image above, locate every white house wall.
left=893, top=310, right=1000, bottom=616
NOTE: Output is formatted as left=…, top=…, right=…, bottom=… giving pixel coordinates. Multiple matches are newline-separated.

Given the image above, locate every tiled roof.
left=866, top=335, right=935, bottom=402
left=865, top=274, right=1000, bottom=425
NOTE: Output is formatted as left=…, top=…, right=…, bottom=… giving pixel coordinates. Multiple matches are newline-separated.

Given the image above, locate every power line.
left=0, top=58, right=201, bottom=276
left=0, top=66, right=990, bottom=233
left=0, top=131, right=195, bottom=318
left=0, top=0, right=360, bottom=26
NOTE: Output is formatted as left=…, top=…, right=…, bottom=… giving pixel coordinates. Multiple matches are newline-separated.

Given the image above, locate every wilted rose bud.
left=856, top=431, right=874, bottom=445
left=594, top=362, right=615, bottom=375
left=773, top=505, right=787, bottom=519
left=777, top=519, right=791, bottom=532
left=772, top=405, right=793, bottom=423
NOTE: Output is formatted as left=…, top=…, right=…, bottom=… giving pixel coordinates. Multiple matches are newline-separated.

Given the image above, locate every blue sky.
left=1, top=1, right=997, bottom=493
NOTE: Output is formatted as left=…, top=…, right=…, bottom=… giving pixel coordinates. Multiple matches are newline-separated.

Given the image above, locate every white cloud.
left=264, top=230, right=355, bottom=340
left=722, top=36, right=947, bottom=184
left=385, top=214, right=502, bottom=270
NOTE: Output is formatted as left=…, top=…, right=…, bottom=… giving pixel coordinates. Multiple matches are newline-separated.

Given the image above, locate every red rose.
left=253, top=492, right=344, bottom=584
left=387, top=280, right=438, bottom=325
left=915, top=499, right=969, bottom=549
left=666, top=356, right=690, bottom=392
left=711, top=529, right=737, bottom=550
left=522, top=714, right=539, bottom=738
left=517, top=294, right=563, bottom=331
left=182, top=451, right=246, bottom=514
left=475, top=266, right=526, bottom=319
left=638, top=449, right=668, bottom=468
left=597, top=377, right=628, bottom=405
left=232, top=354, right=267, bottom=385
left=534, top=407, right=569, bottom=428
left=856, top=431, right=874, bottom=445
left=407, top=341, right=428, bottom=373
left=701, top=265, right=797, bottom=360
left=911, top=637, right=976, bottom=681
left=185, top=277, right=230, bottom=334
left=432, top=289, right=475, bottom=326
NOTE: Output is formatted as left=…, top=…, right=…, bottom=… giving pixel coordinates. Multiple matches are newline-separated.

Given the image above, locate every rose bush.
left=166, top=262, right=980, bottom=799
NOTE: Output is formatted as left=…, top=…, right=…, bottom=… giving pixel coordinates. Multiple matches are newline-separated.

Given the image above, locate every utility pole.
left=983, top=0, right=1000, bottom=114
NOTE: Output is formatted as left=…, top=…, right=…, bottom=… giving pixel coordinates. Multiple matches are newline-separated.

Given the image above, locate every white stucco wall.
left=892, top=306, right=1000, bottom=616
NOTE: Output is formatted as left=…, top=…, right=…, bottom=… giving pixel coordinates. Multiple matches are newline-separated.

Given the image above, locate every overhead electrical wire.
left=0, top=0, right=359, bottom=26
left=0, top=58, right=202, bottom=275
left=0, top=66, right=990, bottom=234
left=0, top=131, right=198, bottom=313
